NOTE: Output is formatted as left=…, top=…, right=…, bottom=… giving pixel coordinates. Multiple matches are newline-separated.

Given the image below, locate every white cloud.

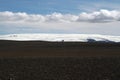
left=0, top=9, right=120, bottom=35
left=78, top=9, right=120, bottom=22
left=0, top=9, right=120, bottom=23
left=0, top=11, right=45, bottom=23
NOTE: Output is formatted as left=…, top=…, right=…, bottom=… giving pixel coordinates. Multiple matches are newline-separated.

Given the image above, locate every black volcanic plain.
left=0, top=40, right=120, bottom=80
left=0, top=40, right=120, bottom=57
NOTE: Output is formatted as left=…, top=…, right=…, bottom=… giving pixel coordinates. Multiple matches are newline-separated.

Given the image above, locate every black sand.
left=0, top=57, right=120, bottom=80
left=0, top=40, right=120, bottom=57
left=0, top=40, right=120, bottom=80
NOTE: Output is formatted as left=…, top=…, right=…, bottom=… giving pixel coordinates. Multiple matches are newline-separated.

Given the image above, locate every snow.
left=0, top=34, right=120, bottom=42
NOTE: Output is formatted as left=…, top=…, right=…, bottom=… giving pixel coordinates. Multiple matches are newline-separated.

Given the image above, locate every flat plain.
left=0, top=40, right=120, bottom=80
left=0, top=40, right=120, bottom=57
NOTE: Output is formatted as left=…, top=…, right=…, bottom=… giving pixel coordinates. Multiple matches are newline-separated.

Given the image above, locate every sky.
left=0, top=0, right=120, bottom=35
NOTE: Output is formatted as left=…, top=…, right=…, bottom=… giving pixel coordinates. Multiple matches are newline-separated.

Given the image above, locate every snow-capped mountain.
left=0, top=34, right=120, bottom=42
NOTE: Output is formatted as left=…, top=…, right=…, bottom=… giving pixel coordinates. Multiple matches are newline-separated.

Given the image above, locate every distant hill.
left=0, top=34, right=120, bottom=42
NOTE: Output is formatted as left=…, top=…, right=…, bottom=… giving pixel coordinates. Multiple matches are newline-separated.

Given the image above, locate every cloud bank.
left=0, top=9, right=120, bottom=35
left=0, top=9, right=120, bottom=23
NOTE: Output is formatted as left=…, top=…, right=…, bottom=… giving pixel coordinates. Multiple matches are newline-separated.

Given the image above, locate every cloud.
left=78, top=9, right=120, bottom=22
left=0, top=9, right=120, bottom=23
left=0, top=9, right=120, bottom=35
left=0, top=11, right=45, bottom=23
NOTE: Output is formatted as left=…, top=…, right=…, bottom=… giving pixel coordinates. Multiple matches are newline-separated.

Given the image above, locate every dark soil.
left=0, top=40, right=120, bottom=80
left=0, top=40, right=120, bottom=57
left=0, top=57, right=120, bottom=80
